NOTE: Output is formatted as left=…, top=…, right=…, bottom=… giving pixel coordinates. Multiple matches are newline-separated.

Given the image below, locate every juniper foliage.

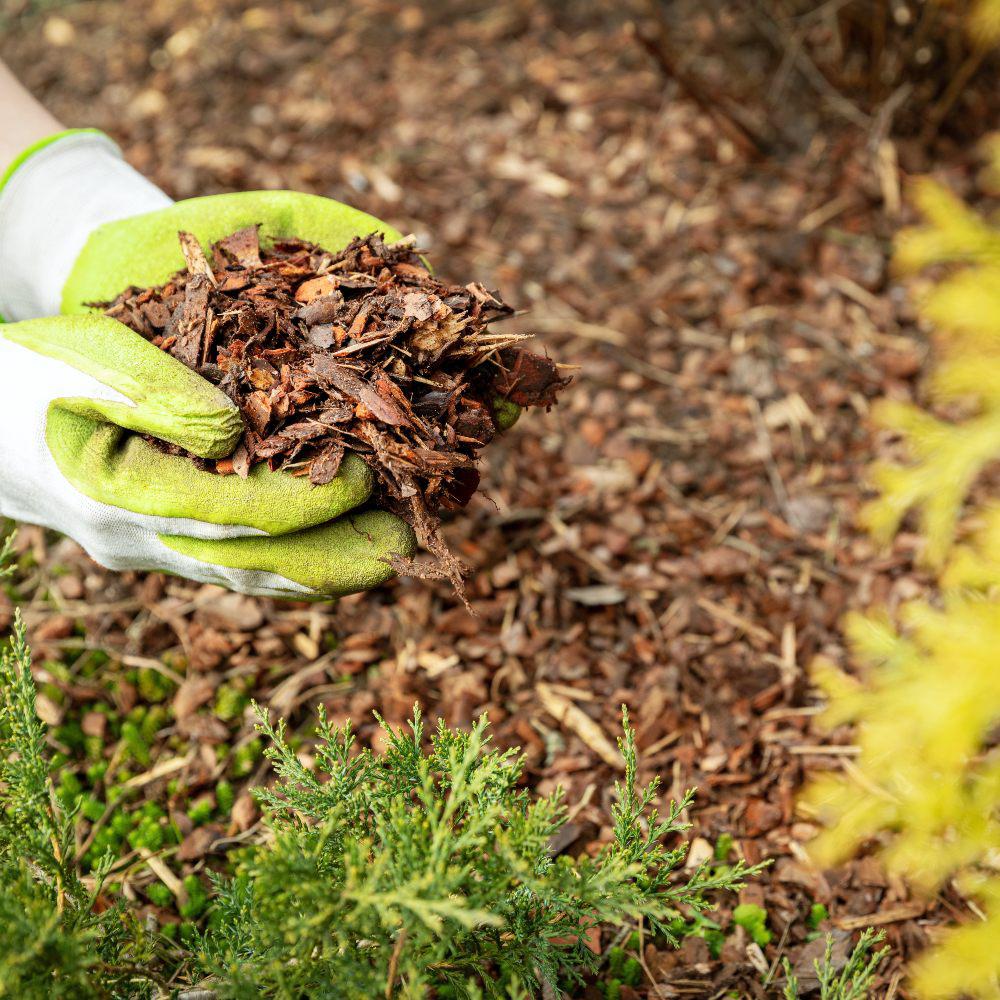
left=0, top=542, right=761, bottom=1000
left=782, top=930, right=889, bottom=1000
left=0, top=600, right=157, bottom=998
left=0, top=533, right=764, bottom=997
left=203, top=705, right=764, bottom=998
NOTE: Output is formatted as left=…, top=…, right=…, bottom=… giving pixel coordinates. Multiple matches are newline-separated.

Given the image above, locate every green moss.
left=141, top=705, right=168, bottom=743
left=733, top=903, right=771, bottom=947
left=58, top=771, right=83, bottom=799
left=621, top=957, right=642, bottom=987
left=80, top=795, right=104, bottom=823
left=214, top=685, right=247, bottom=722
left=188, top=799, right=213, bottom=827
left=53, top=721, right=86, bottom=752
left=137, top=668, right=174, bottom=703
left=120, top=720, right=150, bottom=767
left=40, top=682, right=64, bottom=705
left=127, top=815, right=164, bottom=852
left=179, top=876, right=209, bottom=920
left=146, top=883, right=173, bottom=908
left=607, top=945, right=625, bottom=977
left=232, top=737, right=263, bottom=777
left=76, top=649, right=109, bottom=676
left=808, top=903, right=828, bottom=929
left=85, top=760, right=107, bottom=783
left=215, top=779, right=235, bottom=814
left=714, top=833, right=734, bottom=860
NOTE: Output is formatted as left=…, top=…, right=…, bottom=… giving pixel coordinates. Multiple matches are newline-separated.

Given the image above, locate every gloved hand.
left=0, top=130, right=415, bottom=599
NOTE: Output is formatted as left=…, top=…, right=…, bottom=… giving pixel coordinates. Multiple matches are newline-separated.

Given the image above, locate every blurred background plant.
left=792, top=0, right=1000, bottom=136
left=804, top=135, right=1000, bottom=998
left=630, top=0, right=1000, bottom=162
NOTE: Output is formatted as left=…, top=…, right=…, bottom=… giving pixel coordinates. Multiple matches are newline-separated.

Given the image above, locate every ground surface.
left=1, top=1, right=992, bottom=995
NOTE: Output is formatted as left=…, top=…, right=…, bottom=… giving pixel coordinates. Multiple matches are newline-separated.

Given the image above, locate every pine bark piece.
left=96, top=228, right=571, bottom=600
left=309, top=441, right=345, bottom=486
left=309, top=356, right=411, bottom=427
left=536, top=682, right=625, bottom=771
left=174, top=275, right=211, bottom=368
left=494, top=350, right=570, bottom=407
left=214, top=225, right=262, bottom=268
left=177, top=230, right=215, bottom=281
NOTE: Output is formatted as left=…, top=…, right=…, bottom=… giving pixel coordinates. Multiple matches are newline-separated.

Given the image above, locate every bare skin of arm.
left=0, top=60, right=64, bottom=169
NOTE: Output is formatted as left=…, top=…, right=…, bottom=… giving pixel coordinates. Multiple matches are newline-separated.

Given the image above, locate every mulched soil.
left=4, top=1, right=996, bottom=995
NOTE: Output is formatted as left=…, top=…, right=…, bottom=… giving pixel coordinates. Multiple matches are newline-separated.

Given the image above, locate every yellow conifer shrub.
left=968, top=0, right=1000, bottom=47
left=804, top=139, right=1000, bottom=999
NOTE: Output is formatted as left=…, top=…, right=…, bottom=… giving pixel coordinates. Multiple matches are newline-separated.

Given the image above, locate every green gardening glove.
left=0, top=133, right=416, bottom=599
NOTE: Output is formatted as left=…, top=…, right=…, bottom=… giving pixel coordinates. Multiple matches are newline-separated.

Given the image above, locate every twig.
left=762, top=920, right=792, bottom=988
left=100, top=961, right=171, bottom=992
left=748, top=397, right=793, bottom=524
left=867, top=82, right=912, bottom=152
left=921, top=46, right=987, bottom=143
left=748, top=0, right=871, bottom=129
left=385, top=927, right=407, bottom=999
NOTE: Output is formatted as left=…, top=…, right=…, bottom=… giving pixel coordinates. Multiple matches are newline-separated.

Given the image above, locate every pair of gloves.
left=0, top=130, right=419, bottom=599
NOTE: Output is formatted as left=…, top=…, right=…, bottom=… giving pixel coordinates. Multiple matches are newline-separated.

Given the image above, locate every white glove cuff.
left=0, top=131, right=173, bottom=321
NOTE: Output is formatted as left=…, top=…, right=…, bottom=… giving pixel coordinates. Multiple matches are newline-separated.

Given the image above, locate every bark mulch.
left=99, top=226, right=569, bottom=596
left=4, top=0, right=993, bottom=994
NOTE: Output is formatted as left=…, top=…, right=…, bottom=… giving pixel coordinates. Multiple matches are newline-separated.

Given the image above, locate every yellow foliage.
left=894, top=177, right=1000, bottom=275
left=968, top=0, right=1000, bottom=46
left=806, top=598, right=1000, bottom=996
left=911, top=877, right=1000, bottom=1000
left=862, top=142, right=1000, bottom=570
left=944, top=505, right=1000, bottom=588
left=863, top=401, right=1000, bottom=565
left=921, top=268, right=1000, bottom=348
left=807, top=139, right=1000, bottom=998
left=934, top=0, right=1000, bottom=47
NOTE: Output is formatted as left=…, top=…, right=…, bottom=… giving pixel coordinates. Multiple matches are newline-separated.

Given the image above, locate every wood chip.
left=536, top=682, right=624, bottom=770
left=834, top=901, right=926, bottom=931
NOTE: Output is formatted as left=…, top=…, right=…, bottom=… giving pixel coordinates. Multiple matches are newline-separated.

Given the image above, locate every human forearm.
left=0, top=59, right=171, bottom=320
left=0, top=60, right=63, bottom=170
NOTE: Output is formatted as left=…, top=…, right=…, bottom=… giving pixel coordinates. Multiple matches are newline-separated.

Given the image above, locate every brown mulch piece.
left=98, top=227, right=570, bottom=596
left=7, top=0, right=998, bottom=994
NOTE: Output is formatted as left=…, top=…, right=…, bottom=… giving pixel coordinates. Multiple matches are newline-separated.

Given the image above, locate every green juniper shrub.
left=783, top=930, right=889, bottom=1000
left=0, top=611, right=159, bottom=999
left=200, top=704, right=766, bottom=998
left=0, top=534, right=778, bottom=998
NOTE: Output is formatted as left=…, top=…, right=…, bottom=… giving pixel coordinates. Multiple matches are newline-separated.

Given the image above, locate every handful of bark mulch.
left=98, top=226, right=570, bottom=597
